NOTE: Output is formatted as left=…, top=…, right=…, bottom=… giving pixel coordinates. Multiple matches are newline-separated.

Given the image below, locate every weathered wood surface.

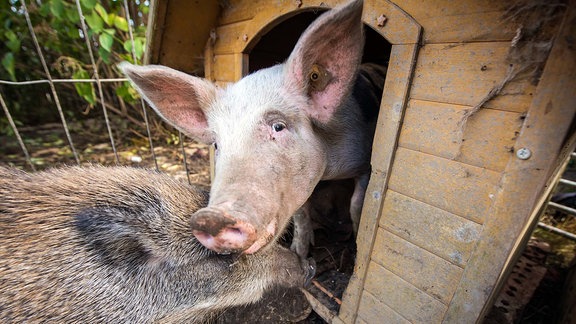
left=380, top=190, right=481, bottom=268
left=389, top=0, right=516, bottom=43
left=398, top=99, right=524, bottom=172
left=388, top=147, right=500, bottom=224
left=410, top=42, right=535, bottom=112
left=145, top=0, right=219, bottom=75
left=444, top=2, right=576, bottom=321
left=338, top=42, right=420, bottom=324
left=371, top=228, right=464, bottom=305
left=364, top=261, right=447, bottom=323
left=357, top=291, right=409, bottom=324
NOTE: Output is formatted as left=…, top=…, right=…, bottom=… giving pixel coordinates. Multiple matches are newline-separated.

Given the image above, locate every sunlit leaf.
left=85, top=11, right=103, bottom=33
left=73, top=69, right=96, bottom=105
left=134, top=37, right=145, bottom=60
left=94, top=3, right=109, bottom=24
left=99, top=32, right=114, bottom=52
left=114, top=16, right=129, bottom=32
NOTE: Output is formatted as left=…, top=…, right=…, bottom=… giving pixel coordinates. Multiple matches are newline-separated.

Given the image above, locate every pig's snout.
left=190, top=208, right=257, bottom=254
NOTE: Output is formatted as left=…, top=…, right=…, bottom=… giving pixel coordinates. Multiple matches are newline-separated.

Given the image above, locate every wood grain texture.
left=444, top=2, right=576, bottom=321
left=388, top=147, right=500, bottom=224
left=398, top=99, right=524, bottom=172
left=410, top=42, right=536, bottom=112
left=371, top=228, right=464, bottom=305
left=364, top=261, right=447, bottom=323
left=357, top=291, right=410, bottom=324
left=391, top=0, right=516, bottom=43
left=380, top=190, right=482, bottom=267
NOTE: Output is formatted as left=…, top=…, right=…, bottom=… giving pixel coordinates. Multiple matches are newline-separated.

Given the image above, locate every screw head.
left=516, top=147, right=532, bottom=160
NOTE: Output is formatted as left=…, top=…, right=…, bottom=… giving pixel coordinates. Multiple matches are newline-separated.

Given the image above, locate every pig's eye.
left=272, top=122, right=286, bottom=132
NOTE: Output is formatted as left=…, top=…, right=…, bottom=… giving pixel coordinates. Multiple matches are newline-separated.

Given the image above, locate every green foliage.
left=0, top=0, right=149, bottom=127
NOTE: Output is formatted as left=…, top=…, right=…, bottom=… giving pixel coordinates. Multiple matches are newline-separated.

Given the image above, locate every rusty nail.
left=516, top=147, right=532, bottom=160
left=377, top=14, right=387, bottom=27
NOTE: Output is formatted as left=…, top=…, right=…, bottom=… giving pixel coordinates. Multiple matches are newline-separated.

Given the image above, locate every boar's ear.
left=120, top=62, right=217, bottom=143
left=284, top=0, right=364, bottom=124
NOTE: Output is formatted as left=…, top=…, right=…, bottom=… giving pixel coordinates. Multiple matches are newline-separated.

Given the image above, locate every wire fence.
left=0, top=0, right=209, bottom=185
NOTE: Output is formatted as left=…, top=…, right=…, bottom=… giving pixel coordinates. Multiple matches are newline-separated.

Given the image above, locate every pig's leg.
left=350, top=173, right=370, bottom=235
left=290, top=203, right=314, bottom=258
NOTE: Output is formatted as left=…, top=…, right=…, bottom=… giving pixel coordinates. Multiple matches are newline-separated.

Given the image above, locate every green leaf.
left=1, top=52, right=16, bottom=82
left=94, top=3, right=109, bottom=24
left=115, top=82, right=139, bottom=104
left=65, top=7, right=80, bottom=24
left=134, top=37, right=145, bottom=60
left=98, top=47, right=111, bottom=64
left=4, top=30, right=20, bottom=53
left=106, top=13, right=117, bottom=27
left=73, top=69, right=96, bottom=105
left=80, top=0, right=97, bottom=10
left=85, top=11, right=103, bottom=33
left=99, top=32, right=114, bottom=52
left=114, top=16, right=129, bottom=32
left=50, top=0, right=64, bottom=19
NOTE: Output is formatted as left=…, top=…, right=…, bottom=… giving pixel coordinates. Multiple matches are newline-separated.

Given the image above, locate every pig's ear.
left=119, top=62, right=216, bottom=143
left=284, top=0, right=364, bottom=124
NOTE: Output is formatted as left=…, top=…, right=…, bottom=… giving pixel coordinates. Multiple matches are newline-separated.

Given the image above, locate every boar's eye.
left=272, top=122, right=286, bottom=132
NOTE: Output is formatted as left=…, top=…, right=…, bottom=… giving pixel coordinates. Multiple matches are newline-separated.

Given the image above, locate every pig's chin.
left=242, top=218, right=278, bottom=254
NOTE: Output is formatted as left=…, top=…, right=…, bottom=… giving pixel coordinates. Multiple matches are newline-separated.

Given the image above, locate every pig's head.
left=120, top=0, right=364, bottom=254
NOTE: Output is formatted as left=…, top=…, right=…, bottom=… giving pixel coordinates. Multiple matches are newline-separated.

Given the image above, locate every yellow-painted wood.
left=444, top=2, right=576, bottom=321
left=371, top=228, right=464, bottom=305
left=380, top=190, right=482, bottom=267
left=357, top=291, right=409, bottom=324
left=398, top=99, right=524, bottom=172
left=388, top=147, right=500, bottom=224
left=410, top=42, right=535, bottom=112
left=390, top=0, right=516, bottom=44
left=364, top=261, right=447, bottom=323
left=146, top=0, right=219, bottom=75
left=339, top=42, right=421, bottom=324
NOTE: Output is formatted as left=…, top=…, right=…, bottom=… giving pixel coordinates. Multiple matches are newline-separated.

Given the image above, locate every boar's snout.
left=190, top=208, right=257, bottom=254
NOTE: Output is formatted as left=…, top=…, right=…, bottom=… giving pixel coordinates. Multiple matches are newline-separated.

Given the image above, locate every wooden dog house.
left=145, top=0, right=576, bottom=323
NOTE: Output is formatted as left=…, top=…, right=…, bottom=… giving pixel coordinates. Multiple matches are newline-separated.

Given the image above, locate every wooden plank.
left=212, top=54, right=237, bottom=82
left=357, top=291, right=410, bottom=324
left=388, top=147, right=500, bottom=224
left=147, top=0, right=220, bottom=75
left=443, top=2, right=576, bottom=322
left=410, top=42, right=536, bottom=113
left=363, top=0, right=421, bottom=44
left=371, top=44, right=420, bottom=174
left=371, top=228, right=464, bottom=305
left=380, top=190, right=482, bottom=267
left=390, top=0, right=516, bottom=43
left=338, top=43, right=420, bottom=324
left=398, top=99, right=523, bottom=172
left=364, top=261, right=447, bottom=323
left=218, top=0, right=261, bottom=26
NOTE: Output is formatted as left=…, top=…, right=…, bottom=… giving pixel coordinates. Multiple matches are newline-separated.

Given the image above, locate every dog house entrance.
left=246, top=9, right=392, bottom=318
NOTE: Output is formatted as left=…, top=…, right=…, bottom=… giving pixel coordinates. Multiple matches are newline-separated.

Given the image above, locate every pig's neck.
left=317, top=100, right=375, bottom=181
